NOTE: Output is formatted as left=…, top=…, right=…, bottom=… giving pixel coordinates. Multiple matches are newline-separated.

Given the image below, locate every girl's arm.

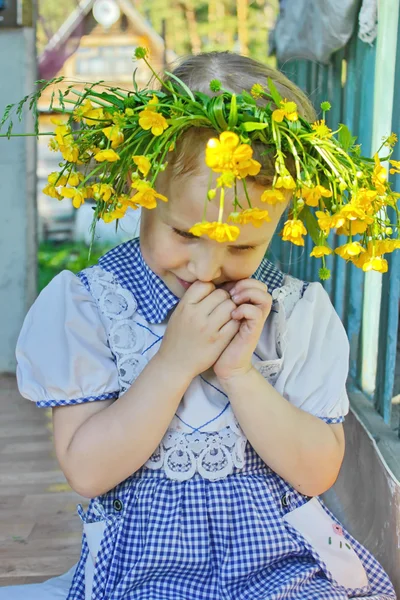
left=214, top=277, right=346, bottom=497
left=219, top=368, right=345, bottom=497
left=53, top=281, right=239, bottom=498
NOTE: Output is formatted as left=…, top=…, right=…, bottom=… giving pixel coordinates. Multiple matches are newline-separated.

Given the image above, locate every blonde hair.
left=163, top=52, right=317, bottom=186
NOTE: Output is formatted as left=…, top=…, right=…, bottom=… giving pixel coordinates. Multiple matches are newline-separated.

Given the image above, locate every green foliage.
left=38, top=242, right=112, bottom=292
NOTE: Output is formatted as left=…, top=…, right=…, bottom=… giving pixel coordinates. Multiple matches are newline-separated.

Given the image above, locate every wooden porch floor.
left=0, top=374, right=87, bottom=586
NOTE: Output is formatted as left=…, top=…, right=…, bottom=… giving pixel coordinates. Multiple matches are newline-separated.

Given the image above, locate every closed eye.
left=173, top=228, right=197, bottom=240
left=230, top=245, right=256, bottom=251
left=173, top=227, right=255, bottom=251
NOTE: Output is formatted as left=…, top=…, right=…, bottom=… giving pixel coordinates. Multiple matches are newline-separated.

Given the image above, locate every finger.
left=219, top=281, right=237, bottom=293
left=219, top=318, right=240, bottom=338
left=183, top=280, right=215, bottom=304
left=230, top=278, right=269, bottom=295
left=231, top=303, right=264, bottom=325
left=208, top=298, right=237, bottom=328
left=231, top=287, right=271, bottom=310
left=199, top=288, right=233, bottom=316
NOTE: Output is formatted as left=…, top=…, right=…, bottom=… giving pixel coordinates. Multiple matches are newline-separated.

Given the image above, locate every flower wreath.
left=1, top=47, right=399, bottom=280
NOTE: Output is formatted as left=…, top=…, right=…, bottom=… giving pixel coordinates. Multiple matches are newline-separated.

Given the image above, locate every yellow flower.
left=300, top=184, right=332, bottom=207
left=372, top=154, right=387, bottom=194
left=335, top=242, right=366, bottom=260
left=102, top=195, right=136, bottom=223
left=362, top=256, right=388, bottom=273
left=67, top=171, right=84, bottom=187
left=275, top=170, right=296, bottom=190
left=48, top=138, right=59, bottom=152
left=71, top=188, right=91, bottom=209
left=216, top=171, right=235, bottom=188
left=336, top=219, right=371, bottom=236
left=94, top=149, right=120, bottom=162
left=282, top=219, right=307, bottom=246
left=209, top=222, right=241, bottom=243
left=138, top=108, right=168, bottom=136
left=132, top=155, right=151, bottom=177
left=389, top=159, right=400, bottom=174
left=315, top=210, right=333, bottom=235
left=92, top=183, right=114, bottom=202
left=272, top=99, right=298, bottom=123
left=310, top=245, right=333, bottom=258
left=102, top=125, right=124, bottom=148
left=385, top=133, right=398, bottom=147
left=60, top=186, right=77, bottom=198
left=47, top=171, right=68, bottom=186
left=340, top=204, right=372, bottom=221
left=251, top=83, right=264, bottom=99
left=228, top=208, right=271, bottom=228
left=147, top=94, right=159, bottom=111
left=311, top=120, right=332, bottom=138
left=188, top=222, right=215, bottom=237
left=60, top=144, right=80, bottom=163
left=260, top=189, right=287, bottom=205
left=205, top=132, right=261, bottom=179
left=42, top=183, right=62, bottom=200
left=54, top=123, right=72, bottom=148
left=131, top=179, right=168, bottom=209
left=73, top=99, right=105, bottom=124
left=380, top=239, right=400, bottom=253
left=352, top=188, right=378, bottom=212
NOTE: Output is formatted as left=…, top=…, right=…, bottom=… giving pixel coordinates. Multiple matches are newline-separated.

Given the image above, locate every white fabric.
left=358, top=0, right=378, bottom=44
left=283, top=497, right=368, bottom=588
left=272, top=281, right=350, bottom=420
left=16, top=269, right=349, bottom=481
left=16, top=271, right=119, bottom=404
left=0, top=565, right=76, bottom=599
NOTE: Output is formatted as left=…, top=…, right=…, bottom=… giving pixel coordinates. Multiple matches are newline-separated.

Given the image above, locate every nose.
left=187, top=246, right=223, bottom=282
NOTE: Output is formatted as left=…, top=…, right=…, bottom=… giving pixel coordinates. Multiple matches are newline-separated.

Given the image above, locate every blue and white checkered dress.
left=16, top=239, right=396, bottom=599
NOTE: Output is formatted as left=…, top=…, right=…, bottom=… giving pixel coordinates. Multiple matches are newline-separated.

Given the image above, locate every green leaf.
left=193, top=92, right=210, bottom=108
left=164, top=70, right=195, bottom=101
left=301, top=206, right=320, bottom=246
left=209, top=95, right=228, bottom=129
left=58, top=89, right=65, bottom=111
left=0, top=102, right=14, bottom=130
left=267, top=77, right=282, bottom=107
left=241, top=122, right=268, bottom=131
left=238, top=91, right=256, bottom=106
left=337, top=124, right=357, bottom=151
left=228, top=94, right=238, bottom=128
left=49, top=90, right=55, bottom=112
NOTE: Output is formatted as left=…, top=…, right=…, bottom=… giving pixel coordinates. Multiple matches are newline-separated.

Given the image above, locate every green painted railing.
left=272, top=14, right=400, bottom=432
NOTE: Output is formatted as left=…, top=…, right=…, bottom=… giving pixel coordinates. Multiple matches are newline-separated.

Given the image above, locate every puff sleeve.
left=273, top=282, right=350, bottom=423
left=16, top=270, right=120, bottom=408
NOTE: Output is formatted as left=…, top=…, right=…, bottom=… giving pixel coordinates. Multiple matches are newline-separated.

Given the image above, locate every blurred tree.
left=37, top=0, right=278, bottom=63
left=37, top=0, right=80, bottom=54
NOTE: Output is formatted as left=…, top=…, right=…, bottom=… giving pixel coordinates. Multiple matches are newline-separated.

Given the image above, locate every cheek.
left=143, top=231, right=190, bottom=274
left=223, top=248, right=268, bottom=280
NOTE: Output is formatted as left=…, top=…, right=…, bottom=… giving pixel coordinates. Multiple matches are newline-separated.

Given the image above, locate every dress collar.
left=97, top=238, right=284, bottom=324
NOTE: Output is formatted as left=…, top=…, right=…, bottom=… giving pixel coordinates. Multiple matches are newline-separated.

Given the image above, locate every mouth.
left=175, top=276, right=195, bottom=290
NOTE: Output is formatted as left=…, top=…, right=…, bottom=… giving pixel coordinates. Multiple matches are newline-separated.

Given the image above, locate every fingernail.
left=232, top=294, right=239, bottom=302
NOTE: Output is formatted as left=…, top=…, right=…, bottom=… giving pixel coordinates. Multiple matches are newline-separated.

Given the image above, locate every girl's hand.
left=158, top=281, right=240, bottom=379
left=213, top=279, right=272, bottom=382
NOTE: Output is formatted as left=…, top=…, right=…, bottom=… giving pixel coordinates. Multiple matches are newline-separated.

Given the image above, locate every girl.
left=2, top=52, right=397, bottom=599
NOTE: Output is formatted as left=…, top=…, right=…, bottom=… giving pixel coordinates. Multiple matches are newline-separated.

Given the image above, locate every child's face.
left=140, top=164, right=289, bottom=298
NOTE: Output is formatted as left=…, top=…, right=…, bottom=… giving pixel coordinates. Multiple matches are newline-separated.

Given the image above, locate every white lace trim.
left=146, top=426, right=247, bottom=482
left=83, top=267, right=305, bottom=482
left=85, top=267, right=149, bottom=394
left=358, top=0, right=378, bottom=44
left=254, top=275, right=304, bottom=385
